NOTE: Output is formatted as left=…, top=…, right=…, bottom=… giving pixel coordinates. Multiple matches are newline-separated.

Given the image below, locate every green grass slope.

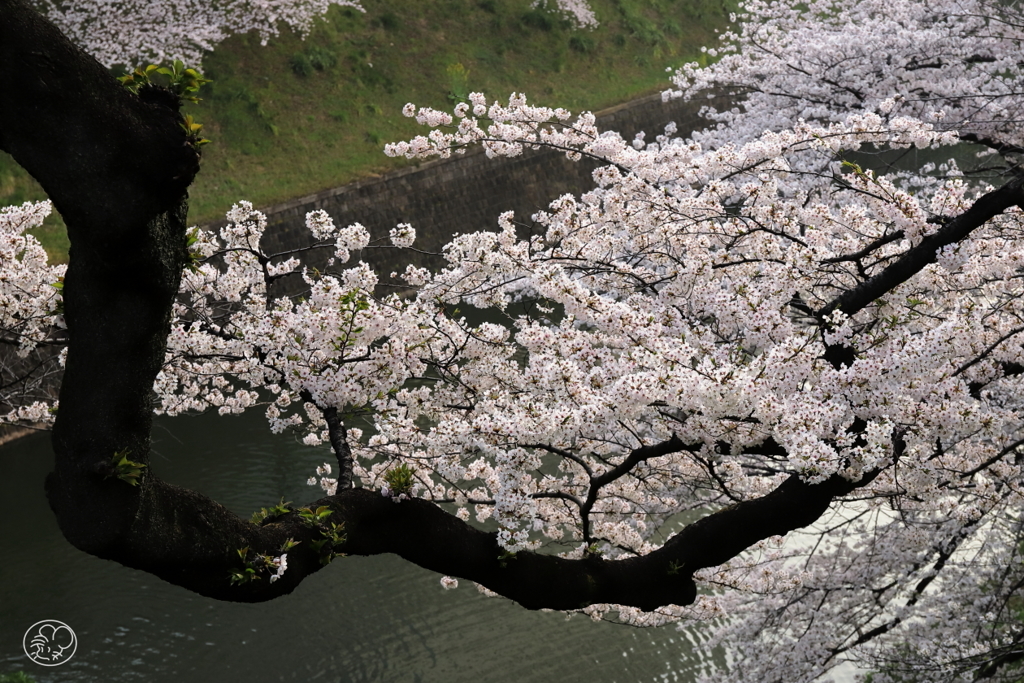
left=1, top=0, right=733, bottom=261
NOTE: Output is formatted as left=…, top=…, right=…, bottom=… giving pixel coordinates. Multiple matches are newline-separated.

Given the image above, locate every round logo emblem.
left=23, top=620, right=77, bottom=666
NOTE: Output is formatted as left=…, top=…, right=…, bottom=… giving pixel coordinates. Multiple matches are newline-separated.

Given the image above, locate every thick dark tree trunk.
left=0, top=0, right=205, bottom=578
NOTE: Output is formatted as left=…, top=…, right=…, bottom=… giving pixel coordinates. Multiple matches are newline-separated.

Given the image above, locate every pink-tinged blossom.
left=389, top=223, right=416, bottom=248
left=305, top=209, right=335, bottom=240
left=269, top=553, right=288, bottom=583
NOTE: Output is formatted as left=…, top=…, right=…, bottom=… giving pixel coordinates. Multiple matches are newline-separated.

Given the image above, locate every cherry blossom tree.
left=4, top=0, right=1024, bottom=680
left=33, top=0, right=366, bottom=67
left=31, top=0, right=598, bottom=68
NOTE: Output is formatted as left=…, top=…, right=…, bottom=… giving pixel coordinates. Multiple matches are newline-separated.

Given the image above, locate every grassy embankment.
left=0, top=0, right=733, bottom=262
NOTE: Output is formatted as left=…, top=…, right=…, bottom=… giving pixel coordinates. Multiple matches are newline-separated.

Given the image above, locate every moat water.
left=0, top=411, right=714, bottom=683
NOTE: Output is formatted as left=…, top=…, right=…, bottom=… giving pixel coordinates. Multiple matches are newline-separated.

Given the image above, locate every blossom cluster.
left=0, top=202, right=65, bottom=427
left=269, top=553, right=288, bottom=583
left=156, top=201, right=437, bottom=462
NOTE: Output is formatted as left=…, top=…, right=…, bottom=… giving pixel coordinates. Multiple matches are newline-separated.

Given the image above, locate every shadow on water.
left=0, top=411, right=717, bottom=683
